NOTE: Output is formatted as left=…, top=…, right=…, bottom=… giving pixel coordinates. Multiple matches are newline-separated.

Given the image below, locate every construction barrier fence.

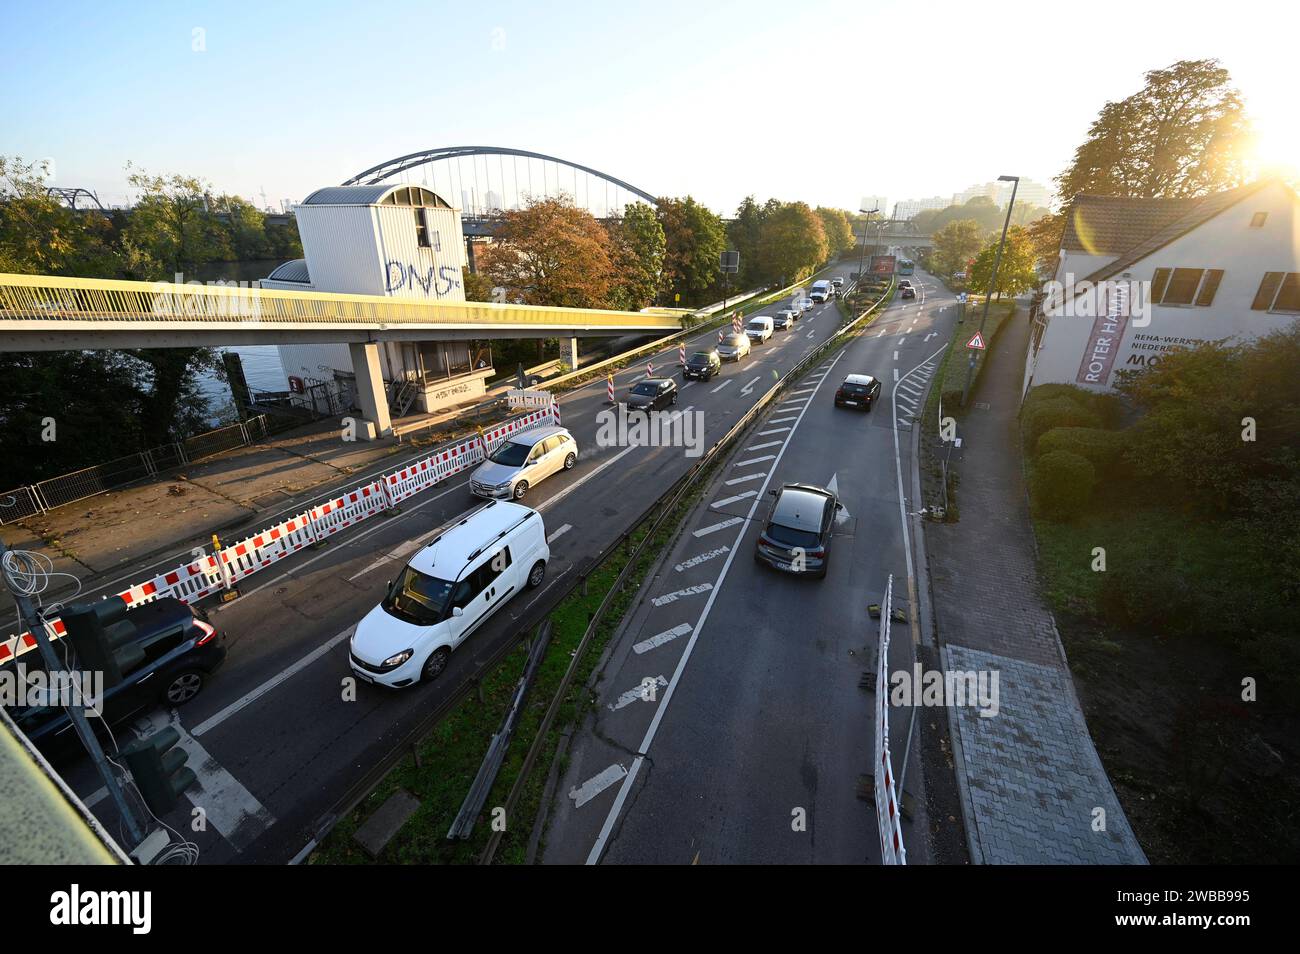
left=875, top=575, right=907, bottom=865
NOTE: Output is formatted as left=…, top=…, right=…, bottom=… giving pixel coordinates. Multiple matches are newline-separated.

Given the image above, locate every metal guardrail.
left=0, top=272, right=685, bottom=331
left=1, top=416, right=272, bottom=524
left=288, top=276, right=896, bottom=864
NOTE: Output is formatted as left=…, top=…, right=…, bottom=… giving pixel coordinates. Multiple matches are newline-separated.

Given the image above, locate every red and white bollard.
left=718, top=329, right=725, bottom=343
left=551, top=394, right=561, bottom=426
left=732, top=313, right=742, bottom=334
left=607, top=375, right=615, bottom=404
left=647, top=362, right=654, bottom=377
left=679, top=342, right=686, bottom=365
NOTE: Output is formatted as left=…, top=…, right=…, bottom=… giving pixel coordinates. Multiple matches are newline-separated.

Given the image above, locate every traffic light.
left=120, top=726, right=196, bottom=815
left=61, top=597, right=145, bottom=687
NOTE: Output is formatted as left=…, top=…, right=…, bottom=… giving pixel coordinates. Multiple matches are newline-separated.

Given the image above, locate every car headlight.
left=494, top=480, right=513, bottom=490
left=381, top=649, right=414, bottom=668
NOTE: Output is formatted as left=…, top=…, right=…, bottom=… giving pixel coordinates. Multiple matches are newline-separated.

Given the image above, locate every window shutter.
left=1194, top=269, right=1224, bottom=307
left=1151, top=268, right=1172, bottom=303
left=1252, top=272, right=1284, bottom=310
left=1274, top=273, right=1300, bottom=313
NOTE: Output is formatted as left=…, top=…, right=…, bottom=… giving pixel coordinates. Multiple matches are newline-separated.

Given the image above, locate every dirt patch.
left=1060, top=615, right=1300, bottom=864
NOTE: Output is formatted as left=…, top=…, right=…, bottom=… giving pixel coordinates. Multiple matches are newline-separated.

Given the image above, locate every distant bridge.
left=854, top=219, right=934, bottom=249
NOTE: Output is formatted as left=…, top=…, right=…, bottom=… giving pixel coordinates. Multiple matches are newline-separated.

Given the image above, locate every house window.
left=1263, top=273, right=1300, bottom=313
left=414, top=208, right=431, bottom=247
left=1249, top=212, right=1268, bottom=228
left=1152, top=267, right=1223, bottom=307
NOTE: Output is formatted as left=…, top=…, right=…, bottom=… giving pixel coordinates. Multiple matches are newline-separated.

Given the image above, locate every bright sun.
left=1244, top=121, right=1300, bottom=181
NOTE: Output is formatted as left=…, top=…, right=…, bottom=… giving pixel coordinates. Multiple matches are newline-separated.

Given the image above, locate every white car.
left=469, top=426, right=577, bottom=501
left=798, top=297, right=816, bottom=313
left=349, top=501, right=549, bottom=687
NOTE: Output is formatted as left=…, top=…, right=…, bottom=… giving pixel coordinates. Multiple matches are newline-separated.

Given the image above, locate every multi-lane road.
left=62, top=267, right=956, bottom=864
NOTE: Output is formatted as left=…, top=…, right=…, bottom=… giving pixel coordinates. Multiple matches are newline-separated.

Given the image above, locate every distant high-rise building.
left=860, top=195, right=888, bottom=215
left=892, top=196, right=948, bottom=220
left=999, top=178, right=1053, bottom=210
left=485, top=190, right=503, bottom=212
left=952, top=182, right=1001, bottom=206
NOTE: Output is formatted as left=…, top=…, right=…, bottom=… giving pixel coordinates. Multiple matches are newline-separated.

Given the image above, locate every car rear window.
left=843, top=384, right=869, bottom=395
left=765, top=522, right=820, bottom=549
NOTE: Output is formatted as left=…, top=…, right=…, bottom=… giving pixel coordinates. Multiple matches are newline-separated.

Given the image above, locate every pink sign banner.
left=1076, top=284, right=1130, bottom=386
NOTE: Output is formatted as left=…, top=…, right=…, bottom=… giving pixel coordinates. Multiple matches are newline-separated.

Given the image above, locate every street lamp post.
left=961, top=175, right=1019, bottom=406
left=856, top=206, right=879, bottom=289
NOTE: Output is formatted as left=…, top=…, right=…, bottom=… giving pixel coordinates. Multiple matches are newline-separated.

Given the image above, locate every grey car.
left=753, top=483, right=841, bottom=578
left=716, top=332, right=751, bottom=362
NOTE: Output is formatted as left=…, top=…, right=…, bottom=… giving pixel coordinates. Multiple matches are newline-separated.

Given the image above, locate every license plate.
left=353, top=668, right=374, bottom=684
left=773, top=561, right=794, bottom=571
left=844, top=400, right=858, bottom=406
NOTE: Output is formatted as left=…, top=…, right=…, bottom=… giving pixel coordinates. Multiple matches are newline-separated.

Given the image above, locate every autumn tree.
left=968, top=227, right=1039, bottom=299
left=930, top=219, right=984, bottom=277
left=609, top=201, right=665, bottom=310
left=478, top=196, right=616, bottom=308
left=1055, top=59, right=1251, bottom=208
left=728, top=196, right=765, bottom=288
left=756, top=201, right=828, bottom=286
left=124, top=166, right=230, bottom=277
left=657, top=196, right=727, bottom=306
left=815, top=206, right=856, bottom=258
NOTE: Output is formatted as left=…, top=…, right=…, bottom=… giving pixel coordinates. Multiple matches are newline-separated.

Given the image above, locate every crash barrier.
left=0, top=416, right=273, bottom=525
left=505, top=388, right=554, bottom=411
left=875, top=575, right=907, bottom=865
left=0, top=404, right=562, bottom=666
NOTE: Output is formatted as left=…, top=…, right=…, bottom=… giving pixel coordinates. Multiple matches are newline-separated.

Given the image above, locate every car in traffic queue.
left=797, top=297, right=816, bottom=314
left=625, top=377, right=678, bottom=412
left=901, top=285, right=916, bottom=299
left=683, top=348, right=722, bottom=381
left=753, top=483, right=842, bottom=579
left=745, top=315, right=774, bottom=344
left=834, top=373, right=882, bottom=411
left=349, top=501, right=549, bottom=687
left=7, top=596, right=227, bottom=762
left=831, top=276, right=845, bottom=290
left=773, top=308, right=797, bottom=330
left=469, top=425, right=578, bottom=501
left=717, top=332, right=751, bottom=362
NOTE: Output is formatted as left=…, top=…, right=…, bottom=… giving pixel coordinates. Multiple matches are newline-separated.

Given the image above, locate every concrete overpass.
left=854, top=219, right=934, bottom=249
left=0, top=272, right=685, bottom=438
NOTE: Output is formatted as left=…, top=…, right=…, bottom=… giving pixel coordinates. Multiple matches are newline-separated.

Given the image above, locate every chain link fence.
left=1, top=416, right=271, bottom=525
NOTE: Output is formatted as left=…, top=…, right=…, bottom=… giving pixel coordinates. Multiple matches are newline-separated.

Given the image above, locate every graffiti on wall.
left=385, top=261, right=463, bottom=298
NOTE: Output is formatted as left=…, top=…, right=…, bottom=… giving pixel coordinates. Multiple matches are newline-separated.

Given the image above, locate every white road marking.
left=789, top=386, right=817, bottom=396
left=924, top=332, right=938, bottom=342
left=569, top=764, right=628, bottom=808
left=758, top=427, right=790, bottom=436
left=347, top=535, right=426, bottom=581
left=735, top=454, right=775, bottom=467
left=651, top=583, right=713, bottom=606
left=710, top=379, right=732, bottom=394
left=192, top=625, right=356, bottom=737
left=712, top=491, right=756, bottom=509
left=740, top=376, right=761, bottom=395
left=894, top=351, right=899, bottom=361
left=586, top=347, right=849, bottom=864
left=674, top=547, right=728, bottom=573
left=746, top=441, right=782, bottom=451
left=693, top=517, right=743, bottom=537
left=894, top=368, right=899, bottom=381
left=608, top=675, right=669, bottom=711
left=768, top=416, right=799, bottom=424
left=776, top=399, right=807, bottom=409
left=629, top=623, right=691, bottom=655
left=724, top=473, right=765, bottom=486
left=546, top=523, right=572, bottom=544
left=538, top=444, right=637, bottom=512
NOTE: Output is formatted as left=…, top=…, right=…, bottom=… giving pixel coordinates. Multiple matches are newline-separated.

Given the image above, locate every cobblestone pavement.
left=924, top=308, right=1146, bottom=864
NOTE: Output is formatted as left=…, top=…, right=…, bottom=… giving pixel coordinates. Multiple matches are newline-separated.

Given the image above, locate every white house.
left=260, top=183, right=494, bottom=416
left=1024, top=179, right=1300, bottom=395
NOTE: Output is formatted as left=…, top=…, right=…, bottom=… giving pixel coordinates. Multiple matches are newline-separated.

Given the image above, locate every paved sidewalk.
left=923, top=308, right=1146, bottom=865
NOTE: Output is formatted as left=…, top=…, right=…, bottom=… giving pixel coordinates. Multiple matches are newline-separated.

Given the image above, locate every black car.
left=683, top=349, right=722, bottom=381
left=901, top=286, right=916, bottom=299
left=625, top=377, right=678, bottom=411
left=5, top=597, right=226, bottom=762
left=835, top=373, right=882, bottom=411
left=754, top=483, right=841, bottom=578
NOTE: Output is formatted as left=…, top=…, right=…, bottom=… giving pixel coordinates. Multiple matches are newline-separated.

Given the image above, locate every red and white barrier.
left=875, top=575, right=907, bottom=865
left=646, top=362, right=654, bottom=377
left=385, top=438, right=482, bottom=505
left=679, top=343, right=686, bottom=365
left=607, top=376, right=615, bottom=403
left=732, top=313, right=742, bottom=334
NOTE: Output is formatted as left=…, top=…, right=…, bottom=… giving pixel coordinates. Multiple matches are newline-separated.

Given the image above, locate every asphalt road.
left=62, top=266, right=897, bottom=863
left=541, top=270, right=957, bottom=864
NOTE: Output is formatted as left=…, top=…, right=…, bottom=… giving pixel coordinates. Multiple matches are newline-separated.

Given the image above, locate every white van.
left=745, top=315, right=773, bottom=343
left=349, top=501, right=549, bottom=687
left=810, top=280, right=831, bottom=303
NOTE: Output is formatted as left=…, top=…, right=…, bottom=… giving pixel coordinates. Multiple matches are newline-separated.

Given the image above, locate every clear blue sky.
left=2, top=0, right=1295, bottom=214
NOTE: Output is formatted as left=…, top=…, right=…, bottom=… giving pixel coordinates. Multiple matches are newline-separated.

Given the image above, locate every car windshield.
left=765, top=522, right=821, bottom=549
left=747, top=321, right=764, bottom=330
left=631, top=382, right=658, bottom=396
left=689, top=352, right=712, bottom=363
left=382, top=566, right=454, bottom=625
left=489, top=441, right=531, bottom=467
left=724, top=335, right=745, bottom=346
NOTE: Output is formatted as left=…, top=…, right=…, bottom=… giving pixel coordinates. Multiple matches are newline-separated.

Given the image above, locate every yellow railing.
left=0, top=273, right=686, bottom=330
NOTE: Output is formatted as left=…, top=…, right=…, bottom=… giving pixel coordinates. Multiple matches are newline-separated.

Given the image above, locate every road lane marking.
left=735, top=454, right=775, bottom=467
left=569, top=764, right=628, bottom=808
left=651, top=583, right=713, bottom=606
left=724, top=473, right=765, bottom=486
left=757, top=427, right=790, bottom=436
left=674, top=547, right=728, bottom=573
left=710, top=380, right=732, bottom=394
left=746, top=441, right=782, bottom=451
left=711, top=491, right=757, bottom=509
left=547, top=523, right=572, bottom=544
left=789, top=386, right=816, bottom=396
left=347, top=535, right=426, bottom=581
left=693, top=517, right=743, bottom=537
left=538, top=444, right=637, bottom=512
left=894, top=351, right=899, bottom=361
left=768, top=416, right=799, bottom=424
left=192, top=625, right=356, bottom=737
left=608, top=675, right=669, bottom=711
left=586, top=346, right=848, bottom=864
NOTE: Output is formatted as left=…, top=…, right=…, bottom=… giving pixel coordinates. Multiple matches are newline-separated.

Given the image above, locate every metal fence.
left=1, top=416, right=272, bottom=524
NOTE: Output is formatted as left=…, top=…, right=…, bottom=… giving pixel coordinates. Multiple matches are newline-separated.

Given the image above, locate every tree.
left=124, top=166, right=229, bottom=277
left=657, top=196, right=727, bottom=306
left=1055, top=59, right=1250, bottom=208
left=478, top=196, right=616, bottom=308
left=930, top=219, right=984, bottom=276
left=0, top=156, right=125, bottom=277
left=967, top=227, right=1039, bottom=299
left=609, top=201, right=665, bottom=310
left=728, top=196, right=765, bottom=288
left=756, top=201, right=828, bottom=286
left=1024, top=211, right=1066, bottom=276
left=815, top=207, right=855, bottom=258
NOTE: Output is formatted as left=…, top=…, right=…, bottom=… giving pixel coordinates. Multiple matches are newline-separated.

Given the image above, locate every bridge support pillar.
left=566, top=336, right=579, bottom=372
left=348, top=342, right=393, bottom=440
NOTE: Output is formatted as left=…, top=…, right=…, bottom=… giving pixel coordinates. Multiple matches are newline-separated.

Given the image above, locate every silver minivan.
left=470, top=425, right=578, bottom=501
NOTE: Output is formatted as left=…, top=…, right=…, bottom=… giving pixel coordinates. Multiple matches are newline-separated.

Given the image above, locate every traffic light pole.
left=0, top=540, right=146, bottom=846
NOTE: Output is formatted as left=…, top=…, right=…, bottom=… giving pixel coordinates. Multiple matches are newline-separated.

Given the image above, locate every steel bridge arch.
left=341, top=146, right=658, bottom=206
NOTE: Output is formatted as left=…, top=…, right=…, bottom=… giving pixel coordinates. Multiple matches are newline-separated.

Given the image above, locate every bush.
left=1024, top=383, right=1127, bottom=429
left=1030, top=450, right=1096, bottom=521
left=1036, top=426, right=1128, bottom=471
left=1023, top=397, right=1102, bottom=449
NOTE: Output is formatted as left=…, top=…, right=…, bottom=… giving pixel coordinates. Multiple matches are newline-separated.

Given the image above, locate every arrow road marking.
left=740, top=376, right=761, bottom=395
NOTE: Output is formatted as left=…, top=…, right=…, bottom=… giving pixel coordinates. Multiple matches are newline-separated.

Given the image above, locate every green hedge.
left=1023, top=397, right=1102, bottom=450
left=1036, top=426, right=1128, bottom=471
left=1023, top=383, right=1126, bottom=428
left=1030, top=450, right=1096, bottom=521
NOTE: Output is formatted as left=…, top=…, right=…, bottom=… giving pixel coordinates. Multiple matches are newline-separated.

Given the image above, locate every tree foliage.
left=930, top=219, right=985, bottom=277
left=756, top=201, right=827, bottom=286
left=815, top=206, right=855, bottom=257
left=657, top=196, right=727, bottom=307
left=609, top=201, right=665, bottom=310
left=967, top=226, right=1040, bottom=299
left=1055, top=58, right=1251, bottom=208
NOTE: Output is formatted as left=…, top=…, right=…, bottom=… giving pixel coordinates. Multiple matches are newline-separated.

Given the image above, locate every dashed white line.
left=546, top=523, right=572, bottom=544
left=734, top=454, right=775, bottom=467
left=693, top=517, right=743, bottom=537
left=725, top=473, right=765, bottom=486
left=758, top=427, right=791, bottom=436
left=747, top=441, right=783, bottom=451
left=710, top=379, right=732, bottom=394
left=712, top=491, right=757, bottom=509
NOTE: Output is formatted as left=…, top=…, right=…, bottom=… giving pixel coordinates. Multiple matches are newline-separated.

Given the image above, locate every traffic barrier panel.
left=874, top=575, right=907, bottom=865
left=385, top=438, right=483, bottom=505
left=218, top=509, right=319, bottom=584
left=305, top=479, right=389, bottom=544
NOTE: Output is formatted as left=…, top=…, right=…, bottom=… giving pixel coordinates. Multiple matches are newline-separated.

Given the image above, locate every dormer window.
left=1250, top=212, right=1268, bottom=228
